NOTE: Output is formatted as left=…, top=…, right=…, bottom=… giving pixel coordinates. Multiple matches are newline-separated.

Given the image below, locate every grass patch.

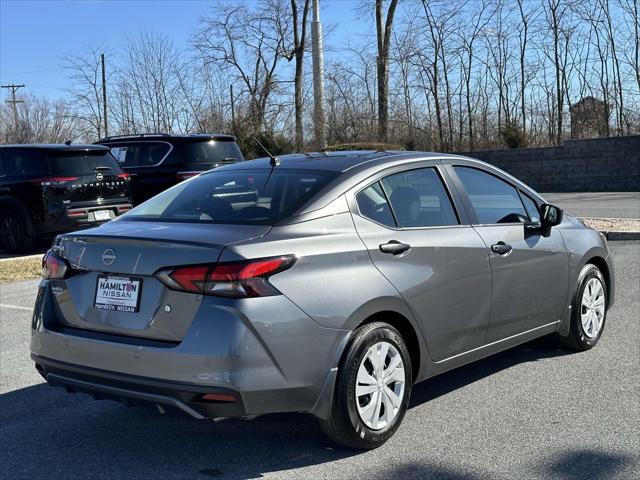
left=0, top=256, right=42, bottom=284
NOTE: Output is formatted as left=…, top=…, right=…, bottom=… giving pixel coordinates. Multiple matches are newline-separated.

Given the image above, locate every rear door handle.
left=491, top=241, right=513, bottom=255
left=380, top=240, right=411, bottom=255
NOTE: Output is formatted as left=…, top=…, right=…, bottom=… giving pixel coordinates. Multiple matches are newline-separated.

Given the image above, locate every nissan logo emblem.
left=102, top=249, right=116, bottom=265
left=96, top=172, right=104, bottom=181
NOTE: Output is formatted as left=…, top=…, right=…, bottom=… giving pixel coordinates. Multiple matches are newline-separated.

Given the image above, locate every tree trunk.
left=375, top=0, right=399, bottom=143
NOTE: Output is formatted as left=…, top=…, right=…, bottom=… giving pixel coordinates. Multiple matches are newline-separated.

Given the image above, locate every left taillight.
left=155, top=255, right=295, bottom=298
left=42, top=250, right=69, bottom=279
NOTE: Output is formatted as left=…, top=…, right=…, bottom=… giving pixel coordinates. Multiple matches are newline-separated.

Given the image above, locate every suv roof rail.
left=97, top=132, right=171, bottom=142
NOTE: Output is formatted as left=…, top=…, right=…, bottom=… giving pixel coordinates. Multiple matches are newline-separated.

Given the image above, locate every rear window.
left=184, top=139, right=243, bottom=167
left=0, top=150, right=48, bottom=176
left=48, top=151, right=123, bottom=176
left=122, top=169, right=337, bottom=225
left=107, top=142, right=171, bottom=167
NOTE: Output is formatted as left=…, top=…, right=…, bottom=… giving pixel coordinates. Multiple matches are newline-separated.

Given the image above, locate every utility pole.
left=1, top=83, right=25, bottom=130
left=311, top=0, right=326, bottom=149
left=101, top=53, right=108, bottom=137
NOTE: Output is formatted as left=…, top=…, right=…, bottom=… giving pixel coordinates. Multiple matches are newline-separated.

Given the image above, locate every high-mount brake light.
left=42, top=250, right=69, bottom=279
left=155, top=256, right=295, bottom=298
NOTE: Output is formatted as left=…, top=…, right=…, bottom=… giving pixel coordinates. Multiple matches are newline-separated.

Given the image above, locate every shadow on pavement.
left=0, top=338, right=607, bottom=480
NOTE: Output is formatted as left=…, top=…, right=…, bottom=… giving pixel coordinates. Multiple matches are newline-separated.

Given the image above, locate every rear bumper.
left=33, top=354, right=246, bottom=419
left=30, top=280, right=349, bottom=419
left=36, top=201, right=133, bottom=235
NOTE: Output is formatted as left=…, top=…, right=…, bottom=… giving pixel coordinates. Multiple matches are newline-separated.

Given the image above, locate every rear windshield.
left=107, top=142, right=170, bottom=168
left=184, top=139, right=243, bottom=167
left=48, top=151, right=123, bottom=176
left=122, top=169, right=338, bottom=225
left=0, top=149, right=48, bottom=176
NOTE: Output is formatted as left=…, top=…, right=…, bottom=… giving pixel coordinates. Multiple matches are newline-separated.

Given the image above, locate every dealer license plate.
left=94, top=275, right=142, bottom=313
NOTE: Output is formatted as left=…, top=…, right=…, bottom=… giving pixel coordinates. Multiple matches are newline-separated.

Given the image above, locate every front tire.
left=319, top=322, right=412, bottom=449
left=558, top=264, right=608, bottom=351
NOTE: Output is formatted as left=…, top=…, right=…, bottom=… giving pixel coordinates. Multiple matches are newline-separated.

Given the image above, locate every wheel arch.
left=357, top=310, right=422, bottom=382
left=585, top=255, right=613, bottom=307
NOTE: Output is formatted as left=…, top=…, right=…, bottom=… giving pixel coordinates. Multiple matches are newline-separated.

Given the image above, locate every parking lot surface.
left=542, top=192, right=640, bottom=219
left=1, top=242, right=638, bottom=480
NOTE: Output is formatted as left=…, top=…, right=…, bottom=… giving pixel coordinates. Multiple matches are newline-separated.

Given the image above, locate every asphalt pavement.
left=1, top=242, right=639, bottom=480
left=541, top=192, right=640, bottom=219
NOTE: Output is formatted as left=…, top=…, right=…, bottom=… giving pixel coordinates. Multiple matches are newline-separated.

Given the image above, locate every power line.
left=1, top=83, right=25, bottom=129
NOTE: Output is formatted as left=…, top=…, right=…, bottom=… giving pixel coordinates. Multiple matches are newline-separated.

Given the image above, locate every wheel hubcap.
left=581, top=277, right=606, bottom=339
left=355, top=341, right=405, bottom=430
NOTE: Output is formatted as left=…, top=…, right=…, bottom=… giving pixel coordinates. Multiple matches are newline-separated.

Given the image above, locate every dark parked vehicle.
left=0, top=144, right=132, bottom=253
left=96, top=133, right=244, bottom=205
left=32, top=151, right=614, bottom=448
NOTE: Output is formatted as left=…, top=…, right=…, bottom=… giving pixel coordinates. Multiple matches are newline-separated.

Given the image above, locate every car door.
left=349, top=165, right=492, bottom=362
left=449, top=165, right=569, bottom=342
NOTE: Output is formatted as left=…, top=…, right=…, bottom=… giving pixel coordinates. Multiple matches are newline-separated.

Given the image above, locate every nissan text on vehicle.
left=31, top=151, right=614, bottom=448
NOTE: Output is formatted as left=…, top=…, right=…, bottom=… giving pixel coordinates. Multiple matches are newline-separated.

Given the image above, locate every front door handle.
left=491, top=241, right=513, bottom=255
left=380, top=240, right=411, bottom=255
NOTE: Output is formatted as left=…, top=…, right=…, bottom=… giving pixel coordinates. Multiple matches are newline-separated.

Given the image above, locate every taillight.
left=42, top=251, right=69, bottom=279
left=31, top=177, right=78, bottom=186
left=176, top=171, right=200, bottom=181
left=117, top=173, right=130, bottom=180
left=156, top=255, right=295, bottom=298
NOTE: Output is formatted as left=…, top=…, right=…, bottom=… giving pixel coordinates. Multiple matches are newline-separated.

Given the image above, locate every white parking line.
left=0, top=304, right=33, bottom=311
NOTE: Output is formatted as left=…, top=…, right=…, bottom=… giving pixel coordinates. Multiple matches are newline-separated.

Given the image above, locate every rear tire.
left=0, top=209, right=34, bottom=254
left=319, top=322, right=412, bottom=449
left=557, top=264, right=608, bottom=351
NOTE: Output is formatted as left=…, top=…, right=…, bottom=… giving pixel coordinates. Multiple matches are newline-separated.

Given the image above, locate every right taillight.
left=42, top=250, right=69, bottom=279
left=155, top=255, right=295, bottom=298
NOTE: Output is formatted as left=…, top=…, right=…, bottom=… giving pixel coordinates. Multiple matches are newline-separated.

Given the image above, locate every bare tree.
left=194, top=2, right=290, bottom=135
left=375, top=0, right=399, bottom=142
left=63, top=44, right=109, bottom=139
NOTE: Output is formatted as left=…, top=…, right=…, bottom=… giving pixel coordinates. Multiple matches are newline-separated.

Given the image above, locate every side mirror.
left=540, top=203, right=563, bottom=228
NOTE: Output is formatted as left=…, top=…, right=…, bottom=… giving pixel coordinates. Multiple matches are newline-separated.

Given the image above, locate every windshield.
left=121, top=169, right=338, bottom=225
left=48, top=151, right=123, bottom=176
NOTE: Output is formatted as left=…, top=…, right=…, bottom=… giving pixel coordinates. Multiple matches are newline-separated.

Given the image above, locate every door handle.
left=380, top=240, right=411, bottom=255
left=491, top=241, right=513, bottom=255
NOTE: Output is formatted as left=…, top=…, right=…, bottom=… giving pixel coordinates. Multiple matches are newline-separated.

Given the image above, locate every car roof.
left=97, top=133, right=236, bottom=143
left=0, top=144, right=109, bottom=151
left=209, top=150, right=469, bottom=173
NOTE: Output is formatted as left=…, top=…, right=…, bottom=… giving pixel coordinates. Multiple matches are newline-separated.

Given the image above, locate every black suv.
left=96, top=133, right=244, bottom=205
left=0, top=144, right=132, bottom=253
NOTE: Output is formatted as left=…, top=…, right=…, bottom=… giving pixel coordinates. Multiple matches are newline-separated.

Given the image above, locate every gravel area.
left=581, top=217, right=640, bottom=232
left=0, top=256, right=42, bottom=284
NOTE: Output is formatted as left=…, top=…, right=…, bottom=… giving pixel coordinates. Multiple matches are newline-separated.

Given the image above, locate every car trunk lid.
left=51, top=221, right=270, bottom=342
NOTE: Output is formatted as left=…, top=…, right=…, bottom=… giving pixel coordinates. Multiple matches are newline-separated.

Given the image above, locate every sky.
left=0, top=0, right=371, bottom=100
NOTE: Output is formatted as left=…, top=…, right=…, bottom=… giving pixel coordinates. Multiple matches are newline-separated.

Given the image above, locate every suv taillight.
left=42, top=250, right=69, bottom=279
left=155, top=256, right=295, bottom=298
left=176, top=171, right=200, bottom=181
left=31, top=177, right=78, bottom=186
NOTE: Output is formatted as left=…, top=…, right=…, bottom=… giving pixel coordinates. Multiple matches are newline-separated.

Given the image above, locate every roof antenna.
left=64, top=140, right=72, bottom=145
left=254, top=137, right=280, bottom=167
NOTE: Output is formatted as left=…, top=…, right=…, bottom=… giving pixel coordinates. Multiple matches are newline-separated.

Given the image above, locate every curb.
left=604, top=231, right=640, bottom=241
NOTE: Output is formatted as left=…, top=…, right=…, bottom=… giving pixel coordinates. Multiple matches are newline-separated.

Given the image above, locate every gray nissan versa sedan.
left=31, top=151, right=614, bottom=449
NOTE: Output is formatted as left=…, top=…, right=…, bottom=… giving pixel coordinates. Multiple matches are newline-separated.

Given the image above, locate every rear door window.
left=356, top=182, right=395, bottom=228
left=48, top=151, right=124, bottom=176
left=380, top=168, right=459, bottom=228
left=106, top=142, right=171, bottom=168
left=454, top=166, right=527, bottom=224
left=124, top=169, right=337, bottom=225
